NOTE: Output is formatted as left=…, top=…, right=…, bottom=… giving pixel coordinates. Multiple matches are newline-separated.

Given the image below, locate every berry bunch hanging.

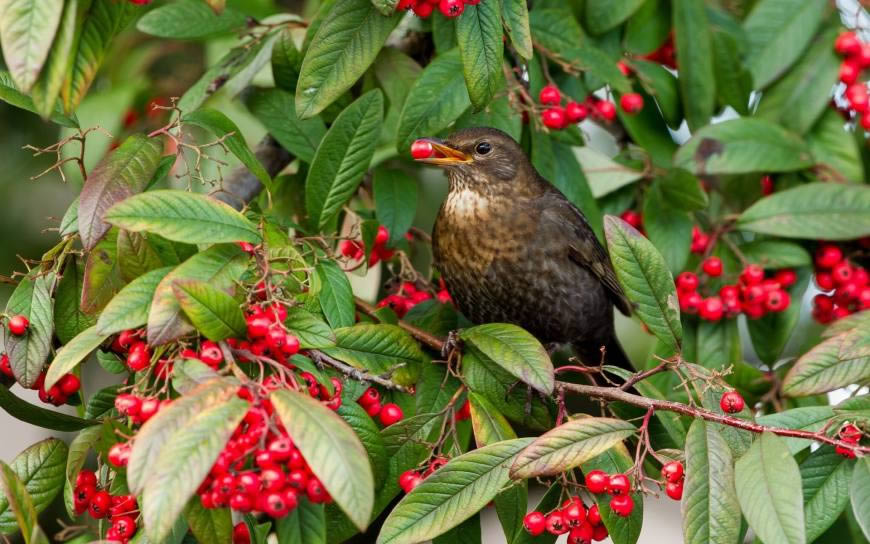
left=72, top=470, right=140, bottom=542
left=376, top=280, right=452, bottom=318
left=522, top=496, right=609, bottom=542
left=833, top=31, right=870, bottom=128
left=340, top=225, right=396, bottom=267
left=676, top=262, right=794, bottom=321
left=811, top=242, right=870, bottom=323
left=397, top=0, right=482, bottom=18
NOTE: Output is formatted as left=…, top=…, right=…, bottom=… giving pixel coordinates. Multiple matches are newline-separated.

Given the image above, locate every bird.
left=413, top=127, right=634, bottom=369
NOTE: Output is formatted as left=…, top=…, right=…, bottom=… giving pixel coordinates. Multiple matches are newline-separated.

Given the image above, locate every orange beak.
left=413, top=139, right=471, bottom=165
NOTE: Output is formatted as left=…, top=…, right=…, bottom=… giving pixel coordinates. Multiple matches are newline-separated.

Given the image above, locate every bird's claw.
left=442, top=330, right=462, bottom=360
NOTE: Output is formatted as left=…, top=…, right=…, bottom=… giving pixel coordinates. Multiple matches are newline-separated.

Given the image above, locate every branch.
left=309, top=349, right=411, bottom=393
left=558, top=381, right=870, bottom=455
left=213, top=134, right=293, bottom=209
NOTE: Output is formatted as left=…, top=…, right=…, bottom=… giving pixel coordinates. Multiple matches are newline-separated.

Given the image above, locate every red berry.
left=379, top=403, right=404, bottom=426
left=617, top=61, right=632, bottom=75
left=375, top=226, right=390, bottom=246
left=115, top=393, right=141, bottom=417
left=112, top=515, right=137, bottom=538
left=233, top=522, right=251, bottom=544
left=546, top=511, right=569, bottom=535
left=88, top=490, right=111, bottom=518
left=699, top=296, right=724, bottom=321
left=570, top=522, right=595, bottom=542
left=607, top=473, right=630, bottom=496
left=832, top=261, right=854, bottom=285
left=835, top=31, right=862, bottom=56
left=665, top=479, right=684, bottom=500
left=816, top=244, right=844, bottom=269
left=439, top=0, right=464, bottom=17
left=774, top=268, right=797, bottom=288
left=764, top=289, right=790, bottom=312
left=661, top=461, right=684, bottom=483
left=261, top=491, right=291, bottom=518
left=740, top=264, right=765, bottom=285
left=365, top=400, right=382, bottom=418
left=609, top=494, right=634, bottom=517
left=138, top=397, right=160, bottom=422
left=198, top=341, right=223, bottom=367
left=7, top=315, right=28, bottom=336
left=110, top=494, right=138, bottom=517
left=359, top=387, right=380, bottom=407
left=815, top=272, right=835, bottom=291
left=836, top=443, right=857, bottom=459
left=410, top=139, right=435, bottom=159
left=565, top=101, right=588, bottom=123
left=593, top=524, right=609, bottom=540
left=412, top=2, right=434, bottom=17
left=523, top=511, right=547, bottom=536
left=563, top=500, right=587, bottom=527
left=541, top=107, right=566, bottom=129
left=702, top=257, right=723, bottom=277
left=73, top=483, right=95, bottom=514
left=619, top=93, right=644, bottom=114
left=595, top=100, right=617, bottom=121
left=76, top=470, right=97, bottom=488
left=539, top=84, right=561, bottom=105
left=108, top=442, right=131, bottom=467
left=680, top=291, right=702, bottom=314
left=585, top=470, right=609, bottom=494
left=454, top=399, right=471, bottom=421
left=620, top=210, right=643, bottom=230
left=58, top=373, right=81, bottom=395
left=126, top=342, right=151, bottom=371
left=840, top=60, right=861, bottom=85
left=760, top=175, right=775, bottom=195
left=306, top=477, right=330, bottom=503
left=587, top=503, right=601, bottom=526
left=720, top=391, right=745, bottom=413
left=676, top=271, right=699, bottom=292
left=117, top=329, right=141, bottom=350
left=840, top=423, right=862, bottom=442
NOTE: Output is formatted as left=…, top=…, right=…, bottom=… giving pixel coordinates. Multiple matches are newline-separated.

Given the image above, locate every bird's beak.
left=413, top=139, right=471, bottom=166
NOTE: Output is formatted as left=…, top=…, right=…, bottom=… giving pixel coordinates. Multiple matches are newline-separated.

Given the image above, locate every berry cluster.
left=377, top=280, right=452, bottom=318
left=536, top=85, right=643, bottom=130
left=835, top=423, right=864, bottom=459
left=833, top=31, right=870, bottom=128
left=660, top=461, right=684, bottom=501
left=676, top=262, right=794, bottom=321
left=397, top=0, right=481, bottom=18
left=234, top=302, right=301, bottom=365
left=522, top=496, right=609, bottom=543
left=811, top=243, right=870, bottom=323
left=357, top=386, right=404, bottom=426
left=0, top=357, right=81, bottom=406
left=114, top=393, right=169, bottom=426
left=690, top=226, right=711, bottom=254
left=72, top=470, right=139, bottom=542
left=583, top=471, right=635, bottom=517
left=340, top=226, right=396, bottom=267
left=398, top=455, right=449, bottom=493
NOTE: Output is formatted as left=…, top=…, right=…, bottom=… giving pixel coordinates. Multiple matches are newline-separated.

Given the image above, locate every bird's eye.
left=475, top=142, right=492, bottom=155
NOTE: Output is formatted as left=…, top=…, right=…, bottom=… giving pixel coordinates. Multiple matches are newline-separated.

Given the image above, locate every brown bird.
left=415, top=127, right=633, bottom=369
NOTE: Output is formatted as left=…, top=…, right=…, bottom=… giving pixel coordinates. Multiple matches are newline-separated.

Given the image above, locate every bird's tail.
left=572, top=335, right=634, bottom=370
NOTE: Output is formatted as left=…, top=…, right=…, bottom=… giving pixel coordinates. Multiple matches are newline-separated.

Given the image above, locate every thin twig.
left=309, top=349, right=411, bottom=393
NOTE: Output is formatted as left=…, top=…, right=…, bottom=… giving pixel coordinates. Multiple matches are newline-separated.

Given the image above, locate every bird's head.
left=413, top=127, right=541, bottom=195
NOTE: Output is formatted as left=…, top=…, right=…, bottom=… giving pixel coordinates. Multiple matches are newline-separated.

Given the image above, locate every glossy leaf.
left=586, top=0, right=644, bottom=35
left=469, top=392, right=516, bottom=447
left=315, top=260, right=355, bottom=329
left=284, top=307, right=335, bottom=349
left=739, top=240, right=811, bottom=269
left=624, top=0, right=670, bottom=55
left=577, top=146, right=644, bottom=199
left=173, top=279, right=247, bottom=341
left=305, top=90, right=383, bottom=230
left=83, top=385, right=120, bottom=419
left=655, top=169, right=709, bottom=212
left=0, top=70, right=77, bottom=126
left=0, top=385, right=97, bottom=432
left=117, top=230, right=165, bottom=283
left=501, top=0, right=532, bottom=59
left=0, top=0, right=63, bottom=92
left=295, top=0, right=399, bottom=118
left=0, top=462, right=47, bottom=543
left=710, top=29, right=753, bottom=116
left=737, top=182, right=870, bottom=240
left=374, top=169, right=418, bottom=246
left=456, top=0, right=504, bottom=110
left=460, top=323, right=554, bottom=395
left=54, top=257, right=96, bottom=344
left=184, top=500, right=232, bottom=544
left=746, top=269, right=809, bottom=366
left=672, top=0, right=715, bottom=130
left=81, top=227, right=125, bottom=314
left=0, top=438, right=67, bottom=534
left=43, top=326, right=107, bottom=390
left=63, top=425, right=101, bottom=517
left=96, top=266, right=172, bottom=336
left=510, top=417, right=635, bottom=478
left=5, top=273, right=54, bottom=388
left=271, top=389, right=375, bottom=532
left=377, top=438, right=534, bottom=544
left=245, top=88, right=326, bottom=163
left=735, top=432, right=805, bottom=544
left=136, top=0, right=246, bottom=38
left=852, top=458, right=870, bottom=541
left=808, top=108, right=865, bottom=183
left=801, top=446, right=853, bottom=541
left=681, top=420, right=740, bottom=544
left=29, top=0, right=85, bottom=118
left=105, top=190, right=261, bottom=245
left=783, top=330, right=870, bottom=396
left=321, top=324, right=425, bottom=387
left=605, top=215, right=682, bottom=351
left=276, top=500, right=326, bottom=544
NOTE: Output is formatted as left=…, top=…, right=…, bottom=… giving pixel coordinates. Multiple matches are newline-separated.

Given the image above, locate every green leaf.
left=396, top=48, right=470, bottom=153
left=624, top=0, right=670, bottom=55
left=710, top=30, right=753, bottom=116
left=453, top=94, right=522, bottom=143
left=43, top=326, right=107, bottom=390
left=672, top=0, right=715, bottom=130
left=142, top=397, right=248, bottom=543
left=460, top=323, right=554, bottom=395
left=184, top=500, right=232, bottom=544
left=63, top=425, right=101, bottom=517
left=501, top=0, right=532, bottom=59
left=117, top=230, right=165, bottom=283
left=801, top=446, right=853, bottom=541
left=696, top=319, right=741, bottom=372
left=576, top=146, right=644, bottom=199
left=643, top=187, right=692, bottom=274
left=0, top=69, right=76, bottom=125
left=78, top=134, right=165, bottom=251
left=271, top=28, right=302, bottom=91
left=96, top=266, right=172, bottom=336
left=314, top=260, right=355, bottom=329
left=283, top=307, right=334, bottom=349
left=61, top=0, right=136, bottom=114
left=370, top=0, right=398, bottom=16
left=834, top=394, right=870, bottom=423
left=128, top=378, right=240, bottom=494
left=0, top=438, right=67, bottom=535
left=0, top=0, right=63, bottom=92
left=604, top=215, right=682, bottom=351
left=271, top=389, right=375, bottom=532
left=136, top=0, right=246, bottom=38
left=655, top=169, right=708, bottom=212
left=29, top=0, right=86, bottom=119
left=782, top=330, right=870, bottom=396
left=54, top=257, right=97, bottom=344
left=739, top=240, right=811, bottom=269
left=305, top=90, right=383, bottom=230
left=5, top=273, right=54, bottom=388
left=742, top=0, right=829, bottom=89
left=378, top=438, right=533, bottom=544
left=469, top=392, right=516, bottom=447
left=852, top=458, right=870, bottom=542
left=276, top=500, right=326, bottom=544
left=0, top=462, right=47, bottom=543
left=147, top=244, right=248, bottom=345
left=739, top=182, right=870, bottom=241
left=81, top=228, right=124, bottom=314
left=295, top=0, right=399, bottom=118
left=374, top=169, right=418, bottom=246
left=586, top=0, right=644, bottom=35
left=245, top=88, right=326, bottom=164
left=321, top=324, right=425, bottom=387
left=183, top=108, right=271, bottom=190
left=755, top=406, right=834, bottom=454
left=173, top=279, right=246, bottom=341
left=674, top=118, right=814, bottom=175
left=105, top=190, right=261, bottom=245
left=83, top=385, right=120, bottom=419
left=509, top=417, right=634, bottom=478
left=0, top=385, right=97, bottom=431
left=735, top=432, right=805, bottom=544
left=756, top=22, right=839, bottom=134
left=59, top=196, right=79, bottom=236
left=747, top=269, right=809, bottom=366
left=632, top=60, right=683, bottom=129
left=681, top=420, right=740, bottom=544
left=456, top=0, right=504, bottom=110
left=808, top=108, right=865, bottom=183
left=336, top=399, right=389, bottom=487
left=579, top=443, right=644, bottom=544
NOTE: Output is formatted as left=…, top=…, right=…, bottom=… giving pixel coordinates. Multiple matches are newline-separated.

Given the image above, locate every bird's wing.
left=537, top=191, right=632, bottom=316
